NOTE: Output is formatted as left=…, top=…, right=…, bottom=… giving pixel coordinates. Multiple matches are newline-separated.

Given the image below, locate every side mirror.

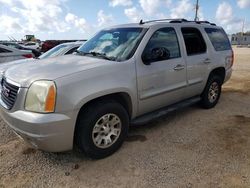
left=142, top=47, right=170, bottom=65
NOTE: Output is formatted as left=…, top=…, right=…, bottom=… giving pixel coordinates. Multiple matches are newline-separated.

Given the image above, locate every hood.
left=4, top=55, right=110, bottom=87
left=0, top=58, right=35, bottom=73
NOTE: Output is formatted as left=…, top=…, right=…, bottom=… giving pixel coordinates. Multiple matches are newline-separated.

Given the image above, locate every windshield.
left=39, top=44, right=68, bottom=59
left=77, top=27, right=146, bottom=61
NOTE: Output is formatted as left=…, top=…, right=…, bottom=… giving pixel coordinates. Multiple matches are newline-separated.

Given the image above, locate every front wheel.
left=200, top=75, right=222, bottom=109
left=75, top=101, right=129, bottom=159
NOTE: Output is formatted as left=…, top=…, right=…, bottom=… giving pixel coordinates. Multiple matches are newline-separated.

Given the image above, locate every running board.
left=131, top=96, right=201, bottom=125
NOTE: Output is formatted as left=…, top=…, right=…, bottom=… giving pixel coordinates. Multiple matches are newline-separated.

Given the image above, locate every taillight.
left=231, top=50, right=234, bottom=67
left=225, top=50, right=234, bottom=69
left=23, top=54, right=33, bottom=58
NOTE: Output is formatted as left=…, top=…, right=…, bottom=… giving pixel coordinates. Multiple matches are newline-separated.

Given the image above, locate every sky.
left=0, top=0, right=249, bottom=40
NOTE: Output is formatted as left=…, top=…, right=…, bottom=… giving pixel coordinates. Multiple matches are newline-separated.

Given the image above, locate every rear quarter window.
left=205, top=28, right=232, bottom=51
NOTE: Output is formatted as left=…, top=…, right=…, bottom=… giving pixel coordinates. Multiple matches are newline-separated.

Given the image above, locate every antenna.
left=11, top=36, right=17, bottom=41
left=194, top=0, right=199, bottom=21
left=8, top=36, right=12, bottom=41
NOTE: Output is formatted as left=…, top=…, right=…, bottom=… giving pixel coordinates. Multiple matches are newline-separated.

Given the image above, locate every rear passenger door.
left=181, top=27, right=210, bottom=97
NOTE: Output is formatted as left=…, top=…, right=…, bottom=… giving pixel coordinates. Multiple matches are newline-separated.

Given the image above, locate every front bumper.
left=0, top=107, right=76, bottom=152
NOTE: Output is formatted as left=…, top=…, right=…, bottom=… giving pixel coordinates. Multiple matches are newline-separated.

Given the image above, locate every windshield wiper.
left=75, top=50, right=85, bottom=55
left=76, top=50, right=113, bottom=61
left=90, top=52, right=113, bottom=61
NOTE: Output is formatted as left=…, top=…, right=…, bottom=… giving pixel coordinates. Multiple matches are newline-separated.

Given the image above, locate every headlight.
left=0, top=71, right=4, bottom=92
left=25, top=80, right=56, bottom=113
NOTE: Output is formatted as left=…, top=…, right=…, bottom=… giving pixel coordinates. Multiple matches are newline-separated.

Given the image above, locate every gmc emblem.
left=2, top=85, right=10, bottom=97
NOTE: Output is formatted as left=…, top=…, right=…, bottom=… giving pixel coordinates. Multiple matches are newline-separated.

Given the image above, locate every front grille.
left=1, top=78, right=19, bottom=110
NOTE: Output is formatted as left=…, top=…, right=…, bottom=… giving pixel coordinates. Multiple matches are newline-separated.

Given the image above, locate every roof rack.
left=139, top=19, right=216, bottom=26
left=139, top=19, right=187, bottom=24
left=189, top=20, right=217, bottom=26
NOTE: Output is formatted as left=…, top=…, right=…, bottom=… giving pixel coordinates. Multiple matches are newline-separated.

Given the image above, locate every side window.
left=0, top=47, right=11, bottom=53
left=181, top=27, right=206, bottom=56
left=205, top=28, right=231, bottom=51
left=65, top=47, right=78, bottom=55
left=142, top=27, right=181, bottom=64
left=25, top=43, right=35, bottom=46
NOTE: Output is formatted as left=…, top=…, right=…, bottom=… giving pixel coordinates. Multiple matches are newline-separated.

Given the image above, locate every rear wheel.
left=75, top=101, right=129, bottom=159
left=200, top=75, right=222, bottom=109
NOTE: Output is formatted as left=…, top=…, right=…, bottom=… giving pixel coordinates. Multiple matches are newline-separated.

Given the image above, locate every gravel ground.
left=0, top=48, right=250, bottom=188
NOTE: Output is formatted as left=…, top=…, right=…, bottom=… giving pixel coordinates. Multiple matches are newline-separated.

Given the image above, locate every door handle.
left=173, top=64, right=185, bottom=71
left=203, top=58, right=211, bottom=64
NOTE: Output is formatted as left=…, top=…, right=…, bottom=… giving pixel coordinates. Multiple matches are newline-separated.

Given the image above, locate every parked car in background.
left=0, top=42, right=41, bottom=57
left=0, top=44, right=33, bottom=64
left=0, top=41, right=85, bottom=73
left=22, top=42, right=40, bottom=50
left=39, top=41, right=84, bottom=59
left=41, top=40, right=86, bottom=52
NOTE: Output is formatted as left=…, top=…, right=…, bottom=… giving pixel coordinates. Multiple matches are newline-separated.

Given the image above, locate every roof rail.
left=191, top=20, right=217, bottom=26
left=139, top=19, right=216, bottom=26
left=139, top=19, right=187, bottom=25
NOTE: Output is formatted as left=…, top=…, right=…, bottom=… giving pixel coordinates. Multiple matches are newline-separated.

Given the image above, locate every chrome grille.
left=1, top=78, right=19, bottom=110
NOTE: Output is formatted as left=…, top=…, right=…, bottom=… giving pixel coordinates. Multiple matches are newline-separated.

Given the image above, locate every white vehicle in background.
left=0, top=41, right=85, bottom=73
left=38, top=41, right=84, bottom=59
left=0, top=44, right=33, bottom=64
left=0, top=42, right=41, bottom=57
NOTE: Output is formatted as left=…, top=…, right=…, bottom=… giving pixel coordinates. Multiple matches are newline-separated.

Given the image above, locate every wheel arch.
left=201, top=66, right=226, bottom=95
left=209, top=67, right=226, bottom=83
left=76, top=92, right=134, bottom=121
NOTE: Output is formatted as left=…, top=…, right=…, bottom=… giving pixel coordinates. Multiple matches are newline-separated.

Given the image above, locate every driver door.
left=136, top=27, right=187, bottom=115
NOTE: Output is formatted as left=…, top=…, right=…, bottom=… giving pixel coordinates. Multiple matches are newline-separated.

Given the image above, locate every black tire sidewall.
left=76, top=101, right=129, bottom=159
left=201, top=75, right=222, bottom=109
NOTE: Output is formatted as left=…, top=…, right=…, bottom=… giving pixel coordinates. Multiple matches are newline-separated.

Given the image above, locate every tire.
left=75, top=100, right=129, bottom=159
left=200, top=75, right=222, bottom=109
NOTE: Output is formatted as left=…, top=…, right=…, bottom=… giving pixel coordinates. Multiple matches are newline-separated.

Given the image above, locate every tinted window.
left=0, top=47, right=11, bottom=53
left=3, top=43, right=21, bottom=49
left=25, top=43, right=35, bottom=46
left=181, top=28, right=206, bottom=56
left=65, top=46, right=78, bottom=55
left=142, top=27, right=180, bottom=63
left=205, top=28, right=231, bottom=51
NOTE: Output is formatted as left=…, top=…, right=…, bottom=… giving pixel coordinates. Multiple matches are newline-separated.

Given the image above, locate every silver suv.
left=0, top=19, right=233, bottom=159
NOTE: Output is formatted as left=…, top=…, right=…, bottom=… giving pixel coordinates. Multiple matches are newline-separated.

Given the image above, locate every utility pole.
left=241, top=18, right=245, bottom=45
left=242, top=18, right=245, bottom=34
left=194, top=0, right=199, bottom=21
